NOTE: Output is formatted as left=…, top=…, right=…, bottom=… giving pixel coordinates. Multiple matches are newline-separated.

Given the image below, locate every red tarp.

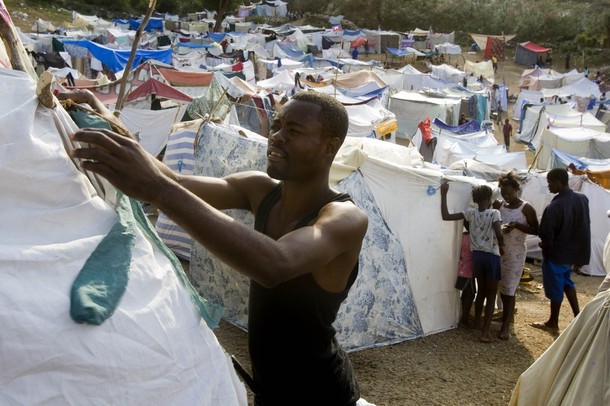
left=157, top=67, right=214, bottom=87
left=520, top=41, right=551, bottom=53
left=126, top=78, right=193, bottom=102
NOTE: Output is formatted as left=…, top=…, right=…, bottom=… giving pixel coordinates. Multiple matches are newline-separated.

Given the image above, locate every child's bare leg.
left=499, top=294, right=515, bottom=340
left=480, top=278, right=499, bottom=342
left=473, top=277, right=485, bottom=330
left=459, top=282, right=475, bottom=327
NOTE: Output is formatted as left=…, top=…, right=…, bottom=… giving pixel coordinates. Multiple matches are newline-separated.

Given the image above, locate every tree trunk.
left=214, top=0, right=230, bottom=33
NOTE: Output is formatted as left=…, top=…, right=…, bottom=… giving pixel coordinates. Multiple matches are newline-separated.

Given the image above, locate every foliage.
left=5, top=0, right=610, bottom=55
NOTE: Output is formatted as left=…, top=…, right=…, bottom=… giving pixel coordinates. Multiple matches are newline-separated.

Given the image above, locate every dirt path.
left=216, top=268, right=604, bottom=405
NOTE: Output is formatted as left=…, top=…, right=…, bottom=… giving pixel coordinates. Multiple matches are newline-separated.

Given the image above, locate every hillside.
left=5, top=0, right=610, bottom=54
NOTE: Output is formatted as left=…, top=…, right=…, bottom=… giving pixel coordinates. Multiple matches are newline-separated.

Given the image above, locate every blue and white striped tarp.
left=154, top=119, right=201, bottom=259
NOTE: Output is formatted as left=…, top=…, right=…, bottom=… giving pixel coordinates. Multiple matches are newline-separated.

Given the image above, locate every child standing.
left=456, top=224, right=475, bottom=328
left=441, top=182, right=505, bottom=342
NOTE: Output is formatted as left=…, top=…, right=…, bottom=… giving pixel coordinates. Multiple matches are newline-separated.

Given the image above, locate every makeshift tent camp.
left=189, top=122, right=478, bottom=351
left=514, top=41, right=551, bottom=67
left=0, top=16, right=246, bottom=402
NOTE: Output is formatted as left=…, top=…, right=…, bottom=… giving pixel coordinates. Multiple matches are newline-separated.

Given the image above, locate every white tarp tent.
left=516, top=104, right=607, bottom=148
left=429, top=63, right=466, bottom=83
left=389, top=91, right=461, bottom=139
left=536, top=127, right=610, bottom=170
left=513, top=89, right=545, bottom=120
left=464, top=60, right=494, bottom=82
left=0, top=67, right=246, bottom=405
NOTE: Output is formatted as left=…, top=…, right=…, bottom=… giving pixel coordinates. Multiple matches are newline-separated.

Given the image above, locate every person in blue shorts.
left=532, top=168, right=591, bottom=334
left=441, top=182, right=505, bottom=342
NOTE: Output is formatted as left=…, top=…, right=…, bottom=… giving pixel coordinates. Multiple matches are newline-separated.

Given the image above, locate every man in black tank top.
left=72, top=92, right=369, bottom=406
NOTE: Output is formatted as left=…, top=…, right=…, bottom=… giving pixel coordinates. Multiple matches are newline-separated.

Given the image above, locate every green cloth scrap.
left=130, top=198, right=223, bottom=328
left=70, top=193, right=135, bottom=325
left=68, top=108, right=112, bottom=131
left=70, top=193, right=223, bottom=328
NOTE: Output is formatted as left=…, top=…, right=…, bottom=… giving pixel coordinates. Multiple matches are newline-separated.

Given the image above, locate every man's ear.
left=326, top=136, right=342, bottom=155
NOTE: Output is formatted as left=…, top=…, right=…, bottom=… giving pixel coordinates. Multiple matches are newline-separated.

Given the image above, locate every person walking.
left=502, top=119, right=513, bottom=150
left=532, top=168, right=590, bottom=334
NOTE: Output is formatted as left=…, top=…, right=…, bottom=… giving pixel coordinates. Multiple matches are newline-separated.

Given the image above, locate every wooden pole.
left=114, top=0, right=157, bottom=114
left=0, top=4, right=38, bottom=80
left=527, top=144, right=543, bottom=174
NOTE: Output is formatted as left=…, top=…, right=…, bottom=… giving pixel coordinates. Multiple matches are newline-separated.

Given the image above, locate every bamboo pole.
left=114, top=0, right=157, bottom=114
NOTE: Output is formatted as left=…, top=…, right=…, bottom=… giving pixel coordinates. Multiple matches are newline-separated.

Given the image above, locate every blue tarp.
left=343, top=29, right=362, bottom=37
left=550, top=148, right=610, bottom=171
left=386, top=47, right=412, bottom=57
left=433, top=117, right=481, bottom=134
left=126, top=17, right=164, bottom=32
left=207, top=32, right=227, bottom=43
left=177, top=42, right=216, bottom=49
left=299, top=53, right=315, bottom=67
left=62, top=40, right=172, bottom=73
left=275, top=42, right=305, bottom=58
left=341, top=84, right=388, bottom=100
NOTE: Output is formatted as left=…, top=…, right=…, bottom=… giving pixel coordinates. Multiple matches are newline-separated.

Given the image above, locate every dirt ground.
left=217, top=269, right=603, bottom=405
left=212, top=51, right=607, bottom=406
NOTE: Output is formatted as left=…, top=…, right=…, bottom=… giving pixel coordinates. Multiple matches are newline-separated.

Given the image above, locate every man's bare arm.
left=71, top=128, right=367, bottom=287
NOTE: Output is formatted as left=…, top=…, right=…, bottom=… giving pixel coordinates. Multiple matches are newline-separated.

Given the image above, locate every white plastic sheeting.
left=0, top=68, right=246, bottom=405
left=120, top=105, right=187, bottom=156
left=536, top=127, right=610, bottom=170
left=516, top=104, right=606, bottom=146
left=389, top=91, right=461, bottom=138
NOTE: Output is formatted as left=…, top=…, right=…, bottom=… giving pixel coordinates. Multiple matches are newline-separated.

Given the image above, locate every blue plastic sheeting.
left=343, top=29, right=362, bottom=37
left=62, top=40, right=172, bottom=73
left=550, top=148, right=610, bottom=171
left=299, top=53, right=315, bottom=67
left=177, top=42, right=216, bottom=49
left=386, top=47, right=413, bottom=57
left=433, top=117, right=481, bottom=134
left=126, top=17, right=164, bottom=32
left=275, top=42, right=305, bottom=58
left=341, top=84, right=388, bottom=100
left=207, top=32, right=227, bottom=43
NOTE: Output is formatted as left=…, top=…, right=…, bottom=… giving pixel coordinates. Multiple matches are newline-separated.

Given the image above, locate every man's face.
left=266, top=100, right=327, bottom=181
left=547, top=177, right=560, bottom=194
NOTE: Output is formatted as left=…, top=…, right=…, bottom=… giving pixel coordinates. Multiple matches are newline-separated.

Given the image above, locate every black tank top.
left=249, top=183, right=360, bottom=406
